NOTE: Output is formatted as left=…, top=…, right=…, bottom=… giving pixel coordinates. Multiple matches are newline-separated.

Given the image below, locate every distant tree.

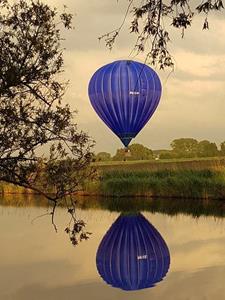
left=95, top=152, right=111, bottom=161
left=171, top=138, right=198, bottom=158
left=113, top=148, right=126, bottom=161
left=159, top=151, right=175, bottom=159
left=113, top=143, right=153, bottom=161
left=100, top=0, right=224, bottom=69
left=197, top=140, right=218, bottom=157
left=129, top=143, right=153, bottom=160
left=220, top=141, right=225, bottom=156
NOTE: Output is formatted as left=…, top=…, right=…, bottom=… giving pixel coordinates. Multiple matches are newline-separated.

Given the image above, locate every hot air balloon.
left=96, top=213, right=170, bottom=291
left=88, top=60, right=162, bottom=147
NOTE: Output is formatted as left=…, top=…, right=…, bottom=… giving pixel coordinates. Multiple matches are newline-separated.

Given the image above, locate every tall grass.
left=0, top=182, right=36, bottom=195
left=97, top=169, right=225, bottom=199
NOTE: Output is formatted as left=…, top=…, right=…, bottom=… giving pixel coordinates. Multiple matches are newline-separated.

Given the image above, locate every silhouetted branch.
left=100, top=0, right=224, bottom=69
left=51, top=200, right=58, bottom=232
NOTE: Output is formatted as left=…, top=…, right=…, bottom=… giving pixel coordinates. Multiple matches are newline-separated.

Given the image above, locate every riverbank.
left=1, top=158, right=225, bottom=200
left=0, top=183, right=36, bottom=195
left=83, top=157, right=225, bottom=199
left=85, top=168, right=225, bottom=199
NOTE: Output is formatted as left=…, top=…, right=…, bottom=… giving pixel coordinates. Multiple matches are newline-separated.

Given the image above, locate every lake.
left=0, top=195, right=225, bottom=300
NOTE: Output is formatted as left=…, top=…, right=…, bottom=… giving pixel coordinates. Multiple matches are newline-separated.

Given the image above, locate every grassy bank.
left=0, top=182, right=36, bottom=195
left=2, top=157, right=225, bottom=200
left=86, top=169, right=225, bottom=199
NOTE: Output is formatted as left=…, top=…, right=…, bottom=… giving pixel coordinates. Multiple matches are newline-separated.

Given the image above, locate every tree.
left=0, top=0, right=95, bottom=238
left=129, top=143, right=153, bottom=160
left=159, top=151, right=175, bottom=159
left=197, top=140, right=218, bottom=157
left=113, top=148, right=126, bottom=161
left=95, top=152, right=111, bottom=161
left=100, top=0, right=224, bottom=69
left=171, top=138, right=198, bottom=158
left=113, top=143, right=153, bottom=161
left=220, top=141, right=225, bottom=156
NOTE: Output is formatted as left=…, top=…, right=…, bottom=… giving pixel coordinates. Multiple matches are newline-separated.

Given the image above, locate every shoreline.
left=2, top=158, right=225, bottom=201
left=1, top=191, right=225, bottom=201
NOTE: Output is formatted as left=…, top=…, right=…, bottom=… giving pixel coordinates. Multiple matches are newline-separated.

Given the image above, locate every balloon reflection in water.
left=96, top=213, right=170, bottom=291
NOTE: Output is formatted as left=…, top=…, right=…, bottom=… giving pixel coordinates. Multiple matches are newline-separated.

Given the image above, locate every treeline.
left=94, top=138, right=225, bottom=162
left=94, top=144, right=153, bottom=162
left=159, top=138, right=224, bottom=159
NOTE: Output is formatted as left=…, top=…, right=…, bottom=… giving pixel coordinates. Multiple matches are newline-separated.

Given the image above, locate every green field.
left=92, top=156, right=225, bottom=171
left=86, top=157, right=225, bottom=199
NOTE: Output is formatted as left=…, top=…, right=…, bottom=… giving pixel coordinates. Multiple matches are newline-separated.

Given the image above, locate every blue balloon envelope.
left=88, top=60, right=162, bottom=147
left=96, top=213, right=170, bottom=291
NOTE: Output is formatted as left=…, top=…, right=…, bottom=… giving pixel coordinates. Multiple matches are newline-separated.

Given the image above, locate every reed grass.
left=0, top=182, right=36, bottom=195
left=96, top=169, right=225, bottom=199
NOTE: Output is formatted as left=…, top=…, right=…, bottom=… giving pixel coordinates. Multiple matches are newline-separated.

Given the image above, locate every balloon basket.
left=124, top=148, right=131, bottom=158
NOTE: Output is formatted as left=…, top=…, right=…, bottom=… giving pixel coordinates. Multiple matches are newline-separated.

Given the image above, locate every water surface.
left=0, top=196, right=224, bottom=300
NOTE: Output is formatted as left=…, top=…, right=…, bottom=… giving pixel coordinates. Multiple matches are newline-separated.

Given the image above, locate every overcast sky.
left=47, top=0, right=225, bottom=154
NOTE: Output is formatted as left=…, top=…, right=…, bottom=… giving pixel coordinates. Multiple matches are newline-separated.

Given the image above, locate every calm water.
left=0, top=196, right=225, bottom=300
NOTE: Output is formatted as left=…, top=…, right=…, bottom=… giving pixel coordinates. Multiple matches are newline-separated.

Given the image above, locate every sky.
left=47, top=0, right=225, bottom=155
